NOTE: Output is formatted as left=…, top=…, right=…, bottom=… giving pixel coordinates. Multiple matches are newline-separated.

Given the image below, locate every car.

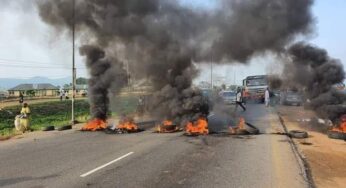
left=221, top=91, right=237, bottom=104
left=280, top=90, right=303, bottom=106
left=201, top=89, right=212, bottom=98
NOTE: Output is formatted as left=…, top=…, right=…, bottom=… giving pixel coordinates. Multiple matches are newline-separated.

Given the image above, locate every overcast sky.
left=0, top=0, right=345, bottom=85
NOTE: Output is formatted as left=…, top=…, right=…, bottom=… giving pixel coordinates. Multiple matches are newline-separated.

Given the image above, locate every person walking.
left=235, top=87, right=246, bottom=111
left=265, top=87, right=270, bottom=107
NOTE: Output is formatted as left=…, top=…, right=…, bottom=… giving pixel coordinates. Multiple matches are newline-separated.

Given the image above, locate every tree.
left=76, top=77, right=88, bottom=85
left=26, top=90, right=35, bottom=97
left=63, top=84, right=71, bottom=89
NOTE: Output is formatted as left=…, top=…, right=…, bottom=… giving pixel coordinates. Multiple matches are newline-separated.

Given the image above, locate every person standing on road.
left=265, top=87, right=270, bottom=107
left=235, top=87, right=246, bottom=111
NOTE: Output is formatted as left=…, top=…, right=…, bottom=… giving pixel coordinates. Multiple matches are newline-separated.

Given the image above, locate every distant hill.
left=0, top=77, right=72, bottom=89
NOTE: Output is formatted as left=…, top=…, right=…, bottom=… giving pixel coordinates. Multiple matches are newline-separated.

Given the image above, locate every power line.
left=0, top=58, right=69, bottom=66
left=0, top=63, right=86, bottom=69
left=0, top=58, right=86, bottom=69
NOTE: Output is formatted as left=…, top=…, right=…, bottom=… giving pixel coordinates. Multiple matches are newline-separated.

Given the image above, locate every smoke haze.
left=36, top=0, right=327, bottom=123
left=282, top=42, right=346, bottom=121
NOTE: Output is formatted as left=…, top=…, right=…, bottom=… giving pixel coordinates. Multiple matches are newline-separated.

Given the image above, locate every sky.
left=0, top=0, right=345, bottom=86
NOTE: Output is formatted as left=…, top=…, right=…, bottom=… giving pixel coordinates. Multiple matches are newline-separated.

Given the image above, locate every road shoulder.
left=279, top=108, right=346, bottom=188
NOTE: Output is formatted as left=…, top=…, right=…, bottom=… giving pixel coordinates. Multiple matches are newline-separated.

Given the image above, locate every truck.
left=242, top=75, right=268, bottom=102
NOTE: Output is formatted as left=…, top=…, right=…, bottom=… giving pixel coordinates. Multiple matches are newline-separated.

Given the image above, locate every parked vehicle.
left=201, top=89, right=212, bottom=98
left=280, top=90, right=303, bottom=106
left=220, top=91, right=237, bottom=104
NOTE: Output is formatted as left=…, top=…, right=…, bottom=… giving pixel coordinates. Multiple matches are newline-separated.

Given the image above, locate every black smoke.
left=211, top=0, right=314, bottom=62
left=283, top=42, right=346, bottom=121
left=36, top=0, right=316, bottom=123
left=79, top=45, right=127, bottom=120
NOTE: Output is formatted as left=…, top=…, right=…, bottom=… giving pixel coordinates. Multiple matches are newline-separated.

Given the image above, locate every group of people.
left=235, top=87, right=271, bottom=112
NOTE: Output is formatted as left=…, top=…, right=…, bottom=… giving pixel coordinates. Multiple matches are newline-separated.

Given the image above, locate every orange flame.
left=332, top=122, right=346, bottom=133
left=186, top=117, right=209, bottom=135
left=156, top=120, right=179, bottom=133
left=229, top=117, right=246, bottom=134
left=156, top=120, right=178, bottom=133
left=163, top=120, right=173, bottom=126
left=81, top=119, right=107, bottom=131
left=117, top=118, right=138, bottom=131
left=331, top=115, right=346, bottom=133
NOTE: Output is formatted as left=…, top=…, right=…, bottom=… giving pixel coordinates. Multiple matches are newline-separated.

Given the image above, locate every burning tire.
left=288, top=130, right=308, bottom=139
left=327, top=131, right=346, bottom=140
left=236, top=129, right=250, bottom=135
left=42, top=126, right=55, bottom=131
left=245, top=122, right=260, bottom=135
left=58, top=125, right=72, bottom=131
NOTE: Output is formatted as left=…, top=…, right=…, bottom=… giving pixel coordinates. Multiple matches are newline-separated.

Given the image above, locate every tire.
left=248, top=128, right=260, bottom=135
left=236, top=129, right=250, bottom=135
left=327, top=131, right=346, bottom=140
left=58, top=125, right=72, bottom=131
left=288, top=130, right=308, bottom=139
left=245, top=122, right=260, bottom=135
left=42, top=126, right=55, bottom=131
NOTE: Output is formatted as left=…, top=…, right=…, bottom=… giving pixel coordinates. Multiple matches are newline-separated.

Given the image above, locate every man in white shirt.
left=235, top=87, right=246, bottom=111
left=265, top=87, right=270, bottom=107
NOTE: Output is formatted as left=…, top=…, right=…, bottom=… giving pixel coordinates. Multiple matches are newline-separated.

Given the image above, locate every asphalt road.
left=0, top=104, right=308, bottom=188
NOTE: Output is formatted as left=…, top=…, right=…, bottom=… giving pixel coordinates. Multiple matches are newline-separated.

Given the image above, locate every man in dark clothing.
left=235, top=87, right=246, bottom=111
left=19, top=92, right=24, bottom=104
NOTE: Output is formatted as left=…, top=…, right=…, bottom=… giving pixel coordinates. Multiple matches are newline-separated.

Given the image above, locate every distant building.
left=197, top=81, right=211, bottom=89
left=8, top=83, right=59, bottom=97
left=64, top=84, right=88, bottom=97
left=0, top=90, right=8, bottom=100
left=131, top=79, right=153, bottom=92
left=334, top=83, right=345, bottom=90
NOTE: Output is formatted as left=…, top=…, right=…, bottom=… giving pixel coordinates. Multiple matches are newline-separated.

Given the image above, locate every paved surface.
left=0, top=104, right=308, bottom=188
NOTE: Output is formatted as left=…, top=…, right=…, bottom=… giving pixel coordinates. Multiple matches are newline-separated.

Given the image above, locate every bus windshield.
left=246, top=78, right=267, bottom=86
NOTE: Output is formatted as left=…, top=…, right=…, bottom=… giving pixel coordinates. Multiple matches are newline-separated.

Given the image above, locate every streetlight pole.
left=71, top=0, right=76, bottom=125
left=210, top=50, right=213, bottom=90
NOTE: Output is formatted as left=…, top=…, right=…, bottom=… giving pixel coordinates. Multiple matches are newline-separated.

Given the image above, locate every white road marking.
left=208, top=113, right=215, bottom=118
left=80, top=152, right=134, bottom=178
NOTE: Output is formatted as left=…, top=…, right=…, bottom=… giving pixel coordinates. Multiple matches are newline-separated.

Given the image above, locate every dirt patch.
left=278, top=106, right=346, bottom=188
left=304, top=149, right=346, bottom=188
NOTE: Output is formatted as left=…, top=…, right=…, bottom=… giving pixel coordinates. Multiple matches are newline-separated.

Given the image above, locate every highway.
left=0, top=104, right=308, bottom=188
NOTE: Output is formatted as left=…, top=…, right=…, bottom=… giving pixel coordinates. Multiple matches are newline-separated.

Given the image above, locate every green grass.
left=0, top=95, right=139, bottom=137
left=110, top=95, right=139, bottom=116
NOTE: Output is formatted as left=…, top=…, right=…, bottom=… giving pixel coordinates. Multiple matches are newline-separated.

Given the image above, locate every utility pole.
left=210, top=50, right=213, bottom=90
left=71, top=0, right=76, bottom=125
left=234, top=71, right=236, bottom=85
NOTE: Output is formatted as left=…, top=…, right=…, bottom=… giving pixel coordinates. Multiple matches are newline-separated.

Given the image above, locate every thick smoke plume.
left=281, top=42, right=346, bottom=121
left=212, top=0, right=314, bottom=62
left=36, top=0, right=315, bottom=123
left=79, top=45, right=127, bottom=120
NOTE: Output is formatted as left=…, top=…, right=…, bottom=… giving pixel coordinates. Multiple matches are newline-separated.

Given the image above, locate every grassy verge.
left=0, top=95, right=139, bottom=137
left=0, top=100, right=90, bottom=137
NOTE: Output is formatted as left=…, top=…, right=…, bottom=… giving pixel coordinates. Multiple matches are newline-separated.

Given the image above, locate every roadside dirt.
left=278, top=106, right=346, bottom=188
left=0, top=98, right=88, bottom=108
left=0, top=114, right=154, bottom=143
